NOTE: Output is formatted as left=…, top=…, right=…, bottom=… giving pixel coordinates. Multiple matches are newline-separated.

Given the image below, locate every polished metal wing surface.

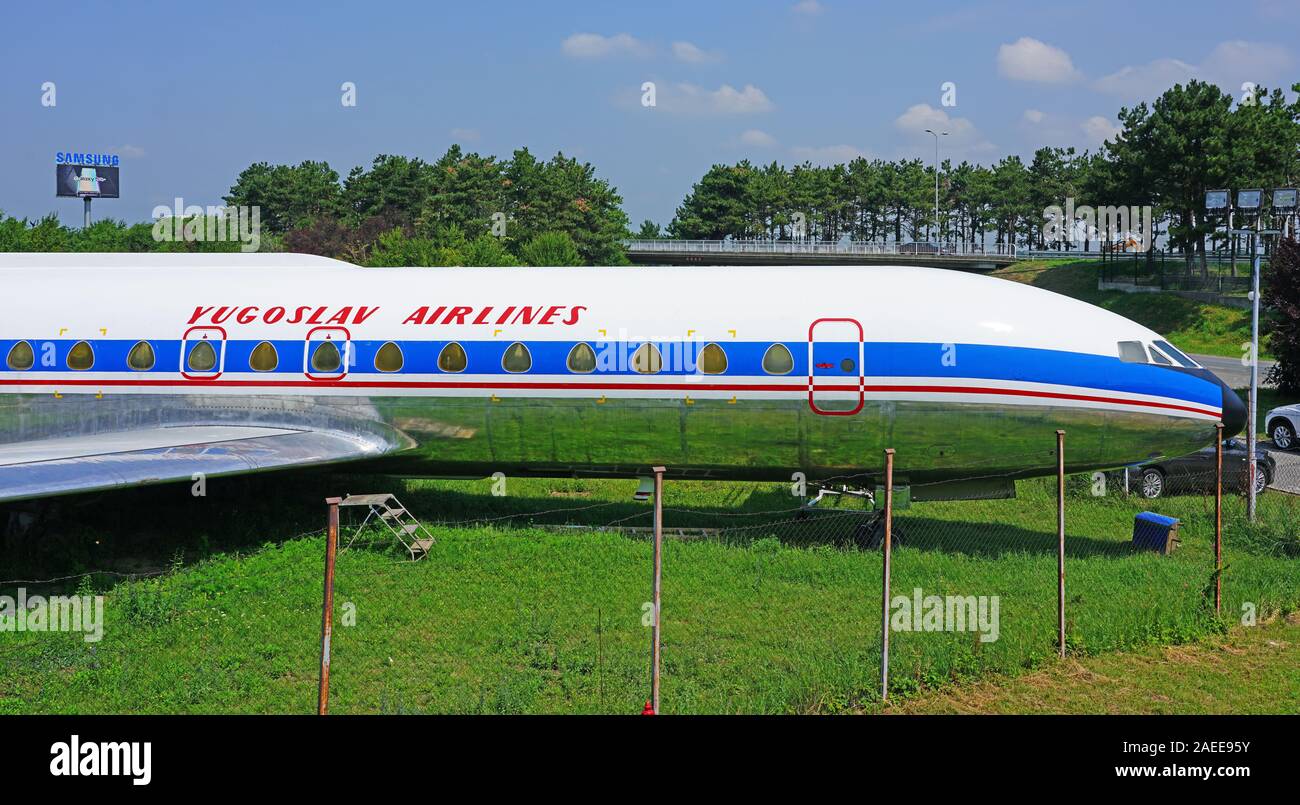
left=0, top=424, right=403, bottom=503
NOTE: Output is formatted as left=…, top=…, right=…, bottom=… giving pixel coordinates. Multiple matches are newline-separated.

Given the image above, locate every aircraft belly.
left=0, top=392, right=1217, bottom=488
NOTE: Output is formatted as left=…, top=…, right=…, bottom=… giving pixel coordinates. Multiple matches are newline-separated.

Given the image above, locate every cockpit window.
left=1153, top=340, right=1198, bottom=368
left=1147, top=345, right=1173, bottom=365
left=1117, top=341, right=1147, bottom=364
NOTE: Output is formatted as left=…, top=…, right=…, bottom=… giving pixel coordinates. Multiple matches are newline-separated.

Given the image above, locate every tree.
left=520, top=231, right=582, bottom=266
left=669, top=162, right=757, bottom=239
left=636, top=220, right=662, bottom=238
left=1264, top=237, right=1300, bottom=392
left=342, top=155, right=437, bottom=226
left=224, top=161, right=344, bottom=233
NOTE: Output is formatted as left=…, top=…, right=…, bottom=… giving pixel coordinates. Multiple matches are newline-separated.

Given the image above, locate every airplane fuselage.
left=0, top=254, right=1244, bottom=501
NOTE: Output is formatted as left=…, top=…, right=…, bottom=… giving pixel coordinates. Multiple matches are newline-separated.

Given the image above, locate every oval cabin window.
left=6, top=341, right=34, bottom=370
left=311, top=341, right=342, bottom=373
left=698, top=343, right=727, bottom=374
left=632, top=343, right=662, bottom=375
left=249, top=341, right=278, bottom=372
left=762, top=343, right=794, bottom=375
left=567, top=342, right=596, bottom=373
left=187, top=340, right=217, bottom=372
left=438, top=342, right=467, bottom=373
left=502, top=342, right=532, bottom=373
left=67, top=341, right=95, bottom=371
left=127, top=341, right=155, bottom=371
left=374, top=342, right=403, bottom=373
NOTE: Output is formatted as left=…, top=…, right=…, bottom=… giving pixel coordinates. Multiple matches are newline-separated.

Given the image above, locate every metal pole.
left=650, top=465, right=665, bottom=715
left=1215, top=423, right=1224, bottom=615
left=880, top=448, right=895, bottom=702
left=318, top=497, right=341, bottom=715
left=83, top=197, right=91, bottom=229
left=924, top=130, right=944, bottom=244
left=1248, top=229, right=1260, bottom=522
left=1055, top=430, right=1066, bottom=659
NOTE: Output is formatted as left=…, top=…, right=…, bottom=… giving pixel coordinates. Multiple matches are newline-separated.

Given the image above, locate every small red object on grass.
left=641, top=700, right=656, bottom=715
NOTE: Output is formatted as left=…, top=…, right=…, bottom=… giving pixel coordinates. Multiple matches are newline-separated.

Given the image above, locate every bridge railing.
left=623, top=239, right=1017, bottom=258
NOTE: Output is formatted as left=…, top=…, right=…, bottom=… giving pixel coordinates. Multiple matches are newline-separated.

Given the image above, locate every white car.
left=1265, top=403, right=1300, bottom=449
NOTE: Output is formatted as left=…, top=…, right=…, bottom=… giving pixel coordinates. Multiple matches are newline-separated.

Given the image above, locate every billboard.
left=56, top=163, right=120, bottom=198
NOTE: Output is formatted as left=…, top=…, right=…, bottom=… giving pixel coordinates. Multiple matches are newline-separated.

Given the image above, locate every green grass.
left=892, top=619, right=1300, bottom=715
left=994, top=259, right=1263, bottom=359
left=2, top=473, right=1297, bottom=714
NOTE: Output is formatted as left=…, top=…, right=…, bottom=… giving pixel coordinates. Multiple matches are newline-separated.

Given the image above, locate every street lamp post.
left=924, top=129, right=947, bottom=246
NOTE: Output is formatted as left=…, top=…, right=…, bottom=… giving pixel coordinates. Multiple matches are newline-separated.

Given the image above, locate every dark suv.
left=1119, top=439, right=1274, bottom=499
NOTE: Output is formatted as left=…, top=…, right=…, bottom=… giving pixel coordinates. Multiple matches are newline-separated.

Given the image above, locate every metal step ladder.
left=338, top=493, right=436, bottom=560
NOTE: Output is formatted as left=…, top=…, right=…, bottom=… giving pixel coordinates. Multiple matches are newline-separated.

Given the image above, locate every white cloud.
left=1022, top=109, right=1045, bottom=124
left=672, top=41, right=722, bottom=64
left=1093, top=58, right=1197, bottom=100
left=792, top=0, right=824, bottom=15
left=894, top=104, right=996, bottom=158
left=997, top=37, right=1081, bottom=83
left=894, top=103, right=975, bottom=138
left=118, top=144, right=146, bottom=158
left=449, top=128, right=480, bottom=142
left=1201, top=40, right=1293, bottom=89
left=1093, top=40, right=1293, bottom=102
left=657, top=82, right=774, bottom=115
left=561, top=32, right=648, bottom=59
left=1081, top=115, right=1121, bottom=144
left=739, top=129, right=777, bottom=147
left=790, top=144, right=867, bottom=164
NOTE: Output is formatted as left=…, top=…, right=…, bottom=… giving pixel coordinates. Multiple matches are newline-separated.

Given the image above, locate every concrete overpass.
left=624, top=239, right=1019, bottom=271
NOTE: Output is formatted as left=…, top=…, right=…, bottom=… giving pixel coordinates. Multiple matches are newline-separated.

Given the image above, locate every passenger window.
left=438, top=342, right=467, bottom=373
left=6, top=341, right=34, bottom=370
left=310, top=341, right=342, bottom=373
left=567, top=343, right=596, bottom=373
left=249, top=341, right=278, bottom=372
left=374, top=342, right=403, bottom=372
left=1117, top=341, right=1147, bottom=363
left=632, top=343, right=662, bottom=374
left=67, top=341, right=95, bottom=371
left=502, top=342, right=532, bottom=373
left=188, top=340, right=218, bottom=372
left=698, top=343, right=727, bottom=374
left=127, top=341, right=155, bottom=371
left=762, top=343, right=794, bottom=375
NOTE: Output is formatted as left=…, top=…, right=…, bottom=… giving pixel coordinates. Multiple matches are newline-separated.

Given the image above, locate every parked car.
left=1265, top=403, right=1300, bottom=450
left=898, top=242, right=939, bottom=255
left=1118, top=439, right=1274, bottom=499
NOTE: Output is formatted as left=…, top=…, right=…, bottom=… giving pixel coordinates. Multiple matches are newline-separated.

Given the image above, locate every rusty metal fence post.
left=649, top=466, right=665, bottom=715
left=1055, top=430, right=1066, bottom=659
left=1215, top=423, right=1224, bottom=615
left=880, top=448, right=895, bottom=702
left=318, top=497, right=341, bottom=715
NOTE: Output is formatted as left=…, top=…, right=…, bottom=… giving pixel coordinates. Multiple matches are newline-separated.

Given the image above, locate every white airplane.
left=0, top=253, right=1244, bottom=503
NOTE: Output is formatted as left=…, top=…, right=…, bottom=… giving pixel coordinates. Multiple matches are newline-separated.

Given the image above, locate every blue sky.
left=2, top=0, right=1296, bottom=229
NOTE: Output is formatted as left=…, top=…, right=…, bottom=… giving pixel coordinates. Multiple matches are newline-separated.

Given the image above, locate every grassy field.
left=2, top=472, right=1297, bottom=715
left=892, top=618, right=1300, bottom=715
left=993, top=259, right=1262, bottom=359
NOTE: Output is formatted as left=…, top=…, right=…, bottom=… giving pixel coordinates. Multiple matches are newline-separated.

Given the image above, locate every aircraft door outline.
left=180, top=326, right=227, bottom=381
left=808, top=318, right=864, bottom=416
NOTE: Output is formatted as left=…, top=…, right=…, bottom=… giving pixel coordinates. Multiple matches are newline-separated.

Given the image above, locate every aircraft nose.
left=1220, top=382, right=1247, bottom=437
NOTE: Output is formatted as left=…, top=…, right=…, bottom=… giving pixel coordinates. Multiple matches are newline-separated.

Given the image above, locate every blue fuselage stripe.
left=0, top=338, right=1222, bottom=408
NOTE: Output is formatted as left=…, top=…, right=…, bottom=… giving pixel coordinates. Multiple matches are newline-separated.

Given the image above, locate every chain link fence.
left=2, top=441, right=1297, bottom=714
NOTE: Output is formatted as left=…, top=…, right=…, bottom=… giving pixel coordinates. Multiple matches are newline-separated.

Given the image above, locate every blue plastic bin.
left=1132, top=512, right=1181, bottom=554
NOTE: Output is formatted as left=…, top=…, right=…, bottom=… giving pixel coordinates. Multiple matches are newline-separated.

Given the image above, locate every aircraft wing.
left=0, top=425, right=407, bottom=503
